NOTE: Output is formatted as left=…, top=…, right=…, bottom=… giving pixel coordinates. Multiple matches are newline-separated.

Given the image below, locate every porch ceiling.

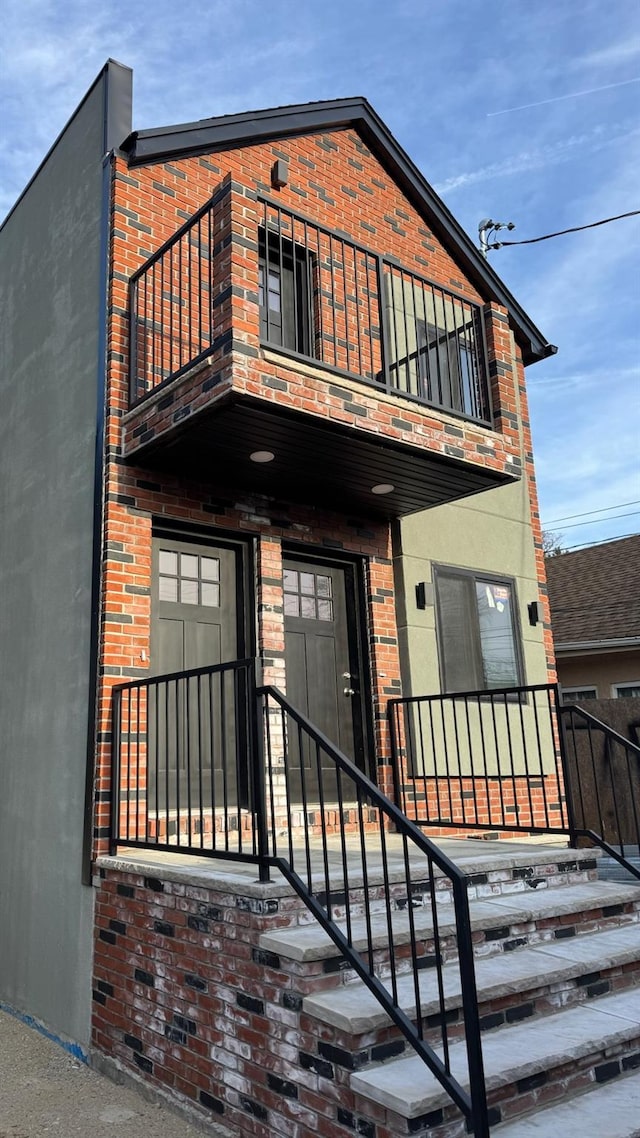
left=124, top=396, right=514, bottom=519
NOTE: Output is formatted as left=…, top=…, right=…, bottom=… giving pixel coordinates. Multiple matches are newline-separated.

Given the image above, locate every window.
left=158, top=549, right=220, bottom=607
left=384, top=272, right=488, bottom=420
left=561, top=686, right=598, bottom=704
left=259, top=228, right=313, bottom=356
left=434, top=567, right=522, bottom=692
left=613, top=682, right=640, bottom=699
left=283, top=567, right=333, bottom=621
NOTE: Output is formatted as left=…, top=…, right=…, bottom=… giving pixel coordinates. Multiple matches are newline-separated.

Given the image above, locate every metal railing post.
left=249, top=662, right=271, bottom=883
left=452, top=876, right=490, bottom=1138
left=555, top=686, right=580, bottom=848
left=376, top=256, right=392, bottom=390
left=110, top=687, right=122, bottom=856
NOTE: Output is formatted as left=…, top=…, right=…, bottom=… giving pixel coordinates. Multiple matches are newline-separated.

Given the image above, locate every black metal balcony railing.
left=128, top=193, right=492, bottom=425
left=129, top=198, right=216, bottom=406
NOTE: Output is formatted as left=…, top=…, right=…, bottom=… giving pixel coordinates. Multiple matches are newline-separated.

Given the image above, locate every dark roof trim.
left=122, top=96, right=556, bottom=366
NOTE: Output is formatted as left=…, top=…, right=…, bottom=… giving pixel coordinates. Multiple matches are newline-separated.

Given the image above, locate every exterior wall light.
left=528, top=601, right=540, bottom=626
left=271, top=159, right=288, bottom=189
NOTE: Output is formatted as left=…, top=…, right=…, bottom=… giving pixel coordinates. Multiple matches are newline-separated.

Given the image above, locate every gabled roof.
left=546, top=534, right=640, bottom=648
left=121, top=97, right=556, bottom=367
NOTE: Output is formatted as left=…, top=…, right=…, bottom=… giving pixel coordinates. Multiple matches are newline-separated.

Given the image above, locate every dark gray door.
left=283, top=557, right=365, bottom=798
left=150, top=536, right=241, bottom=815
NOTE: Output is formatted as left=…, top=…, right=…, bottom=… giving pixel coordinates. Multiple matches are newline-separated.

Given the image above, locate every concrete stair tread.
left=350, top=987, right=640, bottom=1118
left=493, top=1070, right=640, bottom=1137
left=303, top=923, right=640, bottom=1032
left=259, top=880, right=639, bottom=962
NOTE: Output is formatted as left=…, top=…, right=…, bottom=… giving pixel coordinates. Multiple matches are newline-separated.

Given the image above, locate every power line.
left=562, top=531, right=640, bottom=552
left=546, top=509, right=640, bottom=533
left=493, top=209, right=640, bottom=248
left=545, top=499, right=640, bottom=526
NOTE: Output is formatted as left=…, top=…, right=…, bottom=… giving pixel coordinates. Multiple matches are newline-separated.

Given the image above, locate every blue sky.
left=2, top=0, right=639, bottom=549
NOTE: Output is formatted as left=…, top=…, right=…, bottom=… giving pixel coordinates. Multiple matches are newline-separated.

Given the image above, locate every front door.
left=283, top=556, right=367, bottom=798
left=150, top=535, right=242, bottom=815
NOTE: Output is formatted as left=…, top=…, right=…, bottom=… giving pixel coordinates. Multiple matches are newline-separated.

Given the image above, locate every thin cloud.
left=434, top=121, right=639, bottom=194
left=572, top=35, right=640, bottom=70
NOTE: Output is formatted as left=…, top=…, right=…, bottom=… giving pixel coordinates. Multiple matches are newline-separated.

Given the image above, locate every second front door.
left=283, top=556, right=367, bottom=797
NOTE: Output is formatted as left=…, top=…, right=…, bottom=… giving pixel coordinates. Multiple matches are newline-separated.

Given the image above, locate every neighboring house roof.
left=121, top=97, right=556, bottom=368
left=546, top=534, right=640, bottom=650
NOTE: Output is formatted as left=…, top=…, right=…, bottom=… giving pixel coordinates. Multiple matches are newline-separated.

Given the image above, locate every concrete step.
left=259, top=879, right=640, bottom=970
left=494, top=1069, right=640, bottom=1137
left=350, top=988, right=640, bottom=1126
left=302, top=922, right=640, bottom=1035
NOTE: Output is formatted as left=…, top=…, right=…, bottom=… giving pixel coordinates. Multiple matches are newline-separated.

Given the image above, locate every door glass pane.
left=475, top=581, right=518, bottom=688
left=159, top=576, right=178, bottom=603
left=316, top=575, right=331, bottom=597
left=300, top=573, right=315, bottom=595
left=159, top=550, right=178, bottom=575
left=201, top=557, right=220, bottom=581
left=284, top=592, right=300, bottom=616
left=201, top=582, right=220, bottom=607
left=181, top=554, right=198, bottom=578
left=181, top=578, right=199, bottom=605
left=301, top=595, right=316, bottom=618
left=317, top=599, right=333, bottom=621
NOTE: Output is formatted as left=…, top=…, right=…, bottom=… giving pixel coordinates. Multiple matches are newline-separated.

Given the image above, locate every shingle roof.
left=546, top=535, right=640, bottom=645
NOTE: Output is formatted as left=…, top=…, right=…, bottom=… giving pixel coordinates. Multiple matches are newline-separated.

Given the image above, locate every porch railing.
left=110, top=658, right=264, bottom=862
left=127, top=191, right=492, bottom=425
left=110, top=663, right=490, bottom=1137
left=388, top=683, right=640, bottom=879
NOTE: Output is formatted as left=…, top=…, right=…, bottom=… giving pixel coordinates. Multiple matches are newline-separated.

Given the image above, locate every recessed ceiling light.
left=371, top=483, right=394, bottom=495
left=249, top=450, right=275, bottom=463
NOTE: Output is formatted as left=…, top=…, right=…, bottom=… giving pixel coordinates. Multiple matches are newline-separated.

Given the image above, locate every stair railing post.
left=110, top=687, right=122, bottom=857
left=249, top=661, right=271, bottom=883
left=554, top=683, right=579, bottom=848
left=452, top=875, right=490, bottom=1138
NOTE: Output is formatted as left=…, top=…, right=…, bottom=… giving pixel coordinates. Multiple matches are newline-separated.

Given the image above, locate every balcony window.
left=434, top=566, right=523, bottom=692
left=384, top=270, right=488, bottom=420
left=259, top=227, right=314, bottom=357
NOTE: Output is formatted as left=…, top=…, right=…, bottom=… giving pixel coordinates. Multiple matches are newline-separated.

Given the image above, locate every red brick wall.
left=95, top=123, right=552, bottom=858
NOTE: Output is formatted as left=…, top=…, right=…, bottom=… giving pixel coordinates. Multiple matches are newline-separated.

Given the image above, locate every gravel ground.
left=0, top=1010, right=229, bottom=1138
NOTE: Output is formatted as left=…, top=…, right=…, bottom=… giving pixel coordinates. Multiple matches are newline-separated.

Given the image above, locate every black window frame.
left=258, top=226, right=315, bottom=358
left=433, top=564, right=525, bottom=695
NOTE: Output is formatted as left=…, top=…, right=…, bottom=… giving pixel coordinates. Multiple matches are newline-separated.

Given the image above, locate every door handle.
left=344, top=687, right=356, bottom=697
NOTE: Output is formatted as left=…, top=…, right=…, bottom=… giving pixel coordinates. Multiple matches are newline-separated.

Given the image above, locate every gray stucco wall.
left=0, top=62, right=130, bottom=1046
left=395, top=335, right=549, bottom=700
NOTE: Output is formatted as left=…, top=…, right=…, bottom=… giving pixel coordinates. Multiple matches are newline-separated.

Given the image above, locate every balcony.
left=121, top=185, right=520, bottom=518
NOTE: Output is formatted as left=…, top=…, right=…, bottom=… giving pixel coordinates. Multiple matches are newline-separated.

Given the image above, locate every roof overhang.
left=120, top=97, right=556, bottom=368
left=555, top=637, right=640, bottom=657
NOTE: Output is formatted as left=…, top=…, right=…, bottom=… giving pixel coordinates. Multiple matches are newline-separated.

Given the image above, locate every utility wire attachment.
left=478, top=218, right=515, bottom=258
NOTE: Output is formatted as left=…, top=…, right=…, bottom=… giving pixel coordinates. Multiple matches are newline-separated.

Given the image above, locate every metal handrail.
left=257, top=684, right=490, bottom=1138
left=559, top=702, right=640, bottom=880
left=110, top=665, right=491, bottom=1134
left=389, top=683, right=640, bottom=880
